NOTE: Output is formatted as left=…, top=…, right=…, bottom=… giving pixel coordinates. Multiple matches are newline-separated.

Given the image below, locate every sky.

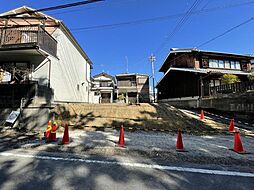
left=1, top=0, right=254, bottom=88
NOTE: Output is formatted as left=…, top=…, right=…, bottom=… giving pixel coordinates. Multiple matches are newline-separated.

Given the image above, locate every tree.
left=221, top=74, right=240, bottom=84
left=117, top=94, right=125, bottom=101
left=248, top=72, right=254, bottom=80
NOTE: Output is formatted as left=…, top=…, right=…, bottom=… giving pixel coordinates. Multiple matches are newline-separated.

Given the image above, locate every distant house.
left=156, top=48, right=253, bottom=100
left=91, top=72, right=116, bottom=103
left=251, top=60, right=254, bottom=71
left=0, top=6, right=92, bottom=107
left=116, top=73, right=149, bottom=103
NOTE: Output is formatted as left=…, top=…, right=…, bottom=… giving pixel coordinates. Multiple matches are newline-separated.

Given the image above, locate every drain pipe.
left=36, top=49, right=52, bottom=88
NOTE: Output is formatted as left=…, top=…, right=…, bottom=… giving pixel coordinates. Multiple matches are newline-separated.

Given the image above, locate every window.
left=235, top=61, right=241, bottom=69
left=100, top=81, right=109, bottom=87
left=218, top=60, right=224, bottom=68
left=214, top=60, right=219, bottom=68
left=209, top=59, right=219, bottom=68
left=225, top=60, right=230, bottom=68
left=208, top=59, right=213, bottom=67
left=230, top=61, right=236, bottom=69
left=209, top=59, right=241, bottom=70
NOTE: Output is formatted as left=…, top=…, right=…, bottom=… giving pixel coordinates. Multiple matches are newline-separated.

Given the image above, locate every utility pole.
left=125, top=56, right=128, bottom=74
left=149, top=54, right=156, bottom=102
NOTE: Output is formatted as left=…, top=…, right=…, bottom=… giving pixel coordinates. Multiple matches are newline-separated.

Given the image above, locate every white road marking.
left=1, top=152, right=254, bottom=178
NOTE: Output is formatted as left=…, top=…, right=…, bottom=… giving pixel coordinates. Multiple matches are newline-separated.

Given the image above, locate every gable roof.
left=115, top=73, right=149, bottom=78
left=93, top=72, right=114, bottom=80
left=0, top=6, right=92, bottom=65
left=159, top=48, right=254, bottom=72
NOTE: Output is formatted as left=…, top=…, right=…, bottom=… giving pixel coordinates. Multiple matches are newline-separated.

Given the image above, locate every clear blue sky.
left=1, top=0, right=254, bottom=86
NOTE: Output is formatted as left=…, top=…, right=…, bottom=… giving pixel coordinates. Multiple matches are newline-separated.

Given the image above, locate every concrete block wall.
left=201, top=91, right=254, bottom=113
left=159, top=91, right=254, bottom=113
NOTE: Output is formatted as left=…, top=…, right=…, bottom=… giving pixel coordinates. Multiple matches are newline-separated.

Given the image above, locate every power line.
left=69, top=0, right=254, bottom=32
left=0, top=0, right=104, bottom=18
left=154, top=16, right=254, bottom=72
left=197, top=17, right=254, bottom=48
left=50, top=0, right=137, bottom=16
left=154, top=0, right=203, bottom=55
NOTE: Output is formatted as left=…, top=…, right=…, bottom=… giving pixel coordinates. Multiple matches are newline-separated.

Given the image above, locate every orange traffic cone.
left=62, top=123, right=69, bottom=144
left=176, top=129, right=185, bottom=151
left=233, top=131, right=246, bottom=154
left=48, top=122, right=57, bottom=142
left=118, top=125, right=125, bottom=147
left=228, top=119, right=235, bottom=132
left=44, top=120, right=52, bottom=138
left=200, top=110, right=204, bottom=120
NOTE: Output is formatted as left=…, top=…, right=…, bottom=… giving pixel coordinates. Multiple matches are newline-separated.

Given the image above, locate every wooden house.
left=157, top=48, right=253, bottom=100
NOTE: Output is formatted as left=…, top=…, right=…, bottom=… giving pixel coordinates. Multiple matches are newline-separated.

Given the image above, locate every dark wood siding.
left=157, top=71, right=200, bottom=99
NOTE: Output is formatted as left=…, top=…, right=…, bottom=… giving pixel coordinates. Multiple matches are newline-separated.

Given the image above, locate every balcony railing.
left=0, top=25, right=57, bottom=57
left=118, top=81, right=137, bottom=87
left=209, top=80, right=254, bottom=95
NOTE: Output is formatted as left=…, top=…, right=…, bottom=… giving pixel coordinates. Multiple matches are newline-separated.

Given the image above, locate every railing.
left=99, top=82, right=113, bottom=87
left=209, top=80, right=254, bottom=95
left=0, top=25, right=57, bottom=57
left=118, top=81, right=137, bottom=87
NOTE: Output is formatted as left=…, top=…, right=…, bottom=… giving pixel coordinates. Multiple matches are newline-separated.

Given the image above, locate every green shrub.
left=248, top=72, right=254, bottom=80
left=221, top=74, right=240, bottom=84
left=117, top=94, right=125, bottom=100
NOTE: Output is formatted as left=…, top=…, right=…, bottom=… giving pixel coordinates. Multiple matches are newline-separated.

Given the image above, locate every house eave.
left=156, top=67, right=250, bottom=88
left=59, top=22, right=93, bottom=66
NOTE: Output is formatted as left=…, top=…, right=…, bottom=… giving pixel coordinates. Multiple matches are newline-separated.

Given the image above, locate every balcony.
left=117, top=80, right=137, bottom=87
left=0, top=25, right=57, bottom=57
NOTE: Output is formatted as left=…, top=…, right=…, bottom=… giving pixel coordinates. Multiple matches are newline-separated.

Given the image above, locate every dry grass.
left=52, top=103, right=229, bottom=135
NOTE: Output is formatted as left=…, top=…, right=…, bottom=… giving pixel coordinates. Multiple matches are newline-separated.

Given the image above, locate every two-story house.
left=116, top=73, right=149, bottom=103
left=156, top=48, right=253, bottom=100
left=91, top=72, right=116, bottom=103
left=0, top=6, right=92, bottom=107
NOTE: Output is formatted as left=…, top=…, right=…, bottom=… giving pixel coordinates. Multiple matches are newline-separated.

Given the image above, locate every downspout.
left=36, top=49, right=51, bottom=88
left=82, top=62, right=91, bottom=103
left=86, top=62, right=89, bottom=103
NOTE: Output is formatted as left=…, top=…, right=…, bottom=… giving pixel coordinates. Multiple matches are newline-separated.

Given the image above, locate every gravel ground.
left=10, top=128, right=254, bottom=168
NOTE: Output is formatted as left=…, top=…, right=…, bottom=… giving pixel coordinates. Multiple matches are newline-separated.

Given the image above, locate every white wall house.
left=0, top=6, right=92, bottom=105
left=91, top=72, right=116, bottom=103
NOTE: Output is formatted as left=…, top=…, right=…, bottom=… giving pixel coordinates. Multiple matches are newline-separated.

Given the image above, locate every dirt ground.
left=51, top=103, right=250, bottom=136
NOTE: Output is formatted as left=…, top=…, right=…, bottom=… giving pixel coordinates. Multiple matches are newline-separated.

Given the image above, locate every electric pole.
left=149, top=54, right=156, bottom=102
left=125, top=56, right=129, bottom=74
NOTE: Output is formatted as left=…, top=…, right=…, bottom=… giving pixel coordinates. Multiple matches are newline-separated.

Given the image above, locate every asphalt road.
left=0, top=150, right=253, bottom=190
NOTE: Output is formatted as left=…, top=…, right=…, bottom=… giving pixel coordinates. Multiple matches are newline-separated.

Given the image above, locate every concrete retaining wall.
left=159, top=91, right=254, bottom=113
left=201, top=91, right=254, bottom=113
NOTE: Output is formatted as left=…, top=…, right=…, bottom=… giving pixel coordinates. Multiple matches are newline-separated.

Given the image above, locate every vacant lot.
left=52, top=103, right=231, bottom=135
